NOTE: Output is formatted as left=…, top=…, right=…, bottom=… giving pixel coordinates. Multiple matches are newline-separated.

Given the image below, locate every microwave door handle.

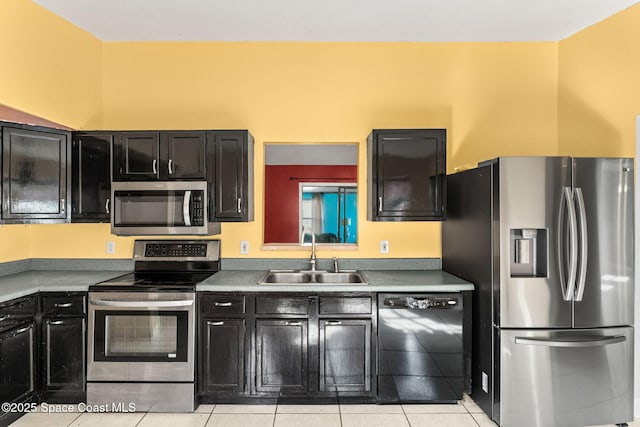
left=183, top=190, right=192, bottom=226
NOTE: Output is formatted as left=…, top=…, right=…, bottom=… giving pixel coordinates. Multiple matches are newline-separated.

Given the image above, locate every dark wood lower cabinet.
left=201, top=319, right=245, bottom=393
left=319, top=319, right=371, bottom=393
left=41, top=317, right=85, bottom=401
left=255, top=319, right=308, bottom=394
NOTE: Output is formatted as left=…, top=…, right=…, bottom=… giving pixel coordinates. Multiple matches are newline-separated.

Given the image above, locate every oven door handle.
left=89, top=299, right=194, bottom=308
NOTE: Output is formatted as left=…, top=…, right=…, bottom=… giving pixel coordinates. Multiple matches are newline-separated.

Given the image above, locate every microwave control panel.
left=192, top=192, right=204, bottom=226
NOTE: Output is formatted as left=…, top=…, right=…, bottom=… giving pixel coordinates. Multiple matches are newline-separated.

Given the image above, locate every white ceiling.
left=33, top=0, right=639, bottom=42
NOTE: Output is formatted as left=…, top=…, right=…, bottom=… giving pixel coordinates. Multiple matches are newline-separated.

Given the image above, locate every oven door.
left=87, top=292, right=195, bottom=382
left=111, top=181, right=208, bottom=236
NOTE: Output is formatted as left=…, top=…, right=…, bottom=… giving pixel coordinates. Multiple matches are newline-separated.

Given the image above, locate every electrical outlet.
left=380, top=240, right=389, bottom=254
left=240, top=240, right=249, bottom=255
left=106, top=241, right=116, bottom=255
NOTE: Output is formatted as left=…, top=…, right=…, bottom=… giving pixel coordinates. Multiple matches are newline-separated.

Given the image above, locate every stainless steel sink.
left=259, top=271, right=313, bottom=284
left=315, top=272, right=365, bottom=283
left=257, top=270, right=368, bottom=285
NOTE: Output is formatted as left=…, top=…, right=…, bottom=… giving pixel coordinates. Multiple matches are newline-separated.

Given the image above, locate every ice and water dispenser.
left=510, top=229, right=547, bottom=277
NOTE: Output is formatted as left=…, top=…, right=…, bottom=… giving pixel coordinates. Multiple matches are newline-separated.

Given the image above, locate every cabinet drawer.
left=200, top=294, right=245, bottom=315
left=0, top=295, right=36, bottom=316
left=41, top=295, right=86, bottom=315
left=256, top=296, right=309, bottom=315
left=319, top=297, right=371, bottom=315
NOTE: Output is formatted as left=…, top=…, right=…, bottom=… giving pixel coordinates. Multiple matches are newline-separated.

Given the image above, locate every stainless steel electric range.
left=87, top=239, right=220, bottom=412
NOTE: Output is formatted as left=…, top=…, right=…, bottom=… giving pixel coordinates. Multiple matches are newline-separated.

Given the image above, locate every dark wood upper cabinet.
left=113, top=132, right=160, bottom=180
left=367, top=129, right=446, bottom=221
left=113, top=131, right=205, bottom=181
left=72, top=133, right=112, bottom=222
left=206, top=131, right=254, bottom=222
left=1, top=124, right=71, bottom=222
left=163, top=132, right=206, bottom=179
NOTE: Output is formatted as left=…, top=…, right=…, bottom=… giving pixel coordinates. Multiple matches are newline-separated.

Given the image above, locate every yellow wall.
left=3, top=3, right=566, bottom=261
left=558, top=4, right=640, bottom=157
left=0, top=0, right=103, bottom=129
left=91, top=42, right=558, bottom=259
left=0, top=225, right=31, bottom=262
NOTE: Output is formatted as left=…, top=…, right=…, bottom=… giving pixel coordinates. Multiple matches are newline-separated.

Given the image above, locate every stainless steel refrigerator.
left=442, top=157, right=634, bottom=427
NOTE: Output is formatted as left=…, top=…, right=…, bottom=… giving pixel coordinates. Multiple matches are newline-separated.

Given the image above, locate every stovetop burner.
left=90, top=240, right=220, bottom=292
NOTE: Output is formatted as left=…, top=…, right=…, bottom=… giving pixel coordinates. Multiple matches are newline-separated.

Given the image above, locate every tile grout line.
left=65, top=410, right=83, bottom=426
left=204, top=403, right=215, bottom=426
left=401, top=404, right=413, bottom=427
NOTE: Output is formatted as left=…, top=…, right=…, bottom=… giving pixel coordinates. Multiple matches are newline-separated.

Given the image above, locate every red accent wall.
left=264, top=165, right=357, bottom=243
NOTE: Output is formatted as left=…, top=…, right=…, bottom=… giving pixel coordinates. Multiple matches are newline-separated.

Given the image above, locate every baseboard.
left=635, top=396, right=640, bottom=418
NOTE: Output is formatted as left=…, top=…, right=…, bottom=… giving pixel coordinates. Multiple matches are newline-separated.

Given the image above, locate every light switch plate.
left=482, top=371, right=489, bottom=393
left=380, top=240, right=389, bottom=254
left=106, top=241, right=115, bottom=255
left=240, top=240, right=249, bottom=255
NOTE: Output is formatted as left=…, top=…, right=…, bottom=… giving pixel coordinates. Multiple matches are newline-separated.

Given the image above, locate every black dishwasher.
left=378, top=293, right=464, bottom=403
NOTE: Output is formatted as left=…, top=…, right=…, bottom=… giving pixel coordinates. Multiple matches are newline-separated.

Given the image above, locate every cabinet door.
left=0, top=322, right=35, bottom=405
left=2, top=126, right=69, bottom=220
left=113, top=132, right=159, bottom=180
left=319, top=319, right=371, bottom=392
left=369, top=129, right=446, bottom=220
left=255, top=319, right=307, bottom=394
left=200, top=319, right=245, bottom=393
left=164, top=132, right=206, bottom=179
left=42, top=317, right=85, bottom=393
left=72, top=133, right=112, bottom=222
left=207, top=131, right=253, bottom=221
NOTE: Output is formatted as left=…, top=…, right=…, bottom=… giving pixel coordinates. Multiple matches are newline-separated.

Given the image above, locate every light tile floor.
left=9, top=397, right=640, bottom=427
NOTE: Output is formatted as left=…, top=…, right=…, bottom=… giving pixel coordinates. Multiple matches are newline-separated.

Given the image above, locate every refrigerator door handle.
left=574, top=187, right=588, bottom=301
left=515, top=335, right=625, bottom=348
left=558, top=187, right=578, bottom=301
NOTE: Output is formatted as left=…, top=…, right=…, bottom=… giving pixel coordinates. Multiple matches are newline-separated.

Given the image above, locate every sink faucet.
left=332, top=257, right=339, bottom=273
left=309, top=230, right=317, bottom=271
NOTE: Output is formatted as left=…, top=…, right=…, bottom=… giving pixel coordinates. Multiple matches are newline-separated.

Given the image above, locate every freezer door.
left=498, top=157, right=572, bottom=328
left=572, top=158, right=634, bottom=327
left=498, top=327, right=633, bottom=427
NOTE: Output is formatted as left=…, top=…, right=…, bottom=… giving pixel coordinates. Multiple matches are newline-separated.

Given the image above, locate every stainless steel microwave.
left=111, top=181, right=220, bottom=235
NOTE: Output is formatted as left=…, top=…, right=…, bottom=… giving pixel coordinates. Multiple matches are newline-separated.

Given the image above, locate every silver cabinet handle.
left=237, top=198, right=242, bottom=213
left=168, top=159, right=174, bottom=175
left=515, top=335, right=625, bottom=348
left=285, top=321, right=302, bottom=326
left=54, top=302, right=73, bottom=308
left=378, top=196, right=383, bottom=212
left=90, top=299, right=193, bottom=308
left=214, top=302, right=232, bottom=307
left=574, top=188, right=588, bottom=301
left=61, top=198, right=65, bottom=214
left=325, top=320, right=342, bottom=325
left=105, top=198, right=110, bottom=214
left=49, top=320, right=65, bottom=325
left=208, top=321, right=225, bottom=326
left=152, top=159, right=157, bottom=175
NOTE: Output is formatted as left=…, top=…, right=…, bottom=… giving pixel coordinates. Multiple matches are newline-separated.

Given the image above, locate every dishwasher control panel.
left=383, top=296, right=457, bottom=309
